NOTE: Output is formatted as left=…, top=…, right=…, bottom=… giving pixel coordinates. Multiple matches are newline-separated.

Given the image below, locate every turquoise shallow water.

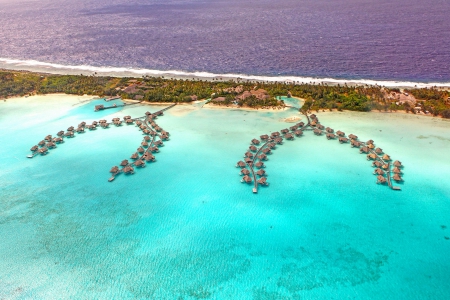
left=1, top=96, right=450, bottom=299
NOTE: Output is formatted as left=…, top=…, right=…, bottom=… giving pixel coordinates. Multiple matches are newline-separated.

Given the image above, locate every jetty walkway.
left=236, top=111, right=403, bottom=193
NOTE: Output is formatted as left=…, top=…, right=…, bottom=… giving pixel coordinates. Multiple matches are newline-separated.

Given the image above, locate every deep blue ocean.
left=0, top=0, right=449, bottom=82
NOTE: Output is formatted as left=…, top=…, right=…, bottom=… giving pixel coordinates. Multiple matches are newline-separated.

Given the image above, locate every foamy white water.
left=1, top=58, right=450, bottom=88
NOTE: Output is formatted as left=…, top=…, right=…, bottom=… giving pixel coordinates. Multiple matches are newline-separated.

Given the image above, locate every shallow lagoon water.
left=1, top=96, right=450, bottom=299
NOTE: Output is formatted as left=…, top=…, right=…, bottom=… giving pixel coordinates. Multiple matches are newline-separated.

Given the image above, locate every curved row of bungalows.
left=377, top=175, right=387, bottom=184
left=249, top=145, right=258, bottom=152
left=393, top=160, right=402, bottom=167
left=338, top=137, right=349, bottom=143
left=260, top=134, right=269, bottom=140
left=310, top=120, right=317, bottom=127
left=236, top=161, right=246, bottom=168
left=257, top=177, right=269, bottom=186
left=113, top=120, right=122, bottom=126
left=256, top=169, right=266, bottom=176
left=325, top=127, right=334, bottom=133
left=284, top=133, right=294, bottom=140
left=251, top=138, right=260, bottom=145
left=326, top=133, right=336, bottom=140
left=373, top=168, right=385, bottom=175
left=99, top=119, right=107, bottom=123
left=313, top=129, right=322, bottom=135
left=241, top=168, right=250, bottom=175
left=336, top=130, right=345, bottom=137
left=134, top=160, right=146, bottom=168
left=241, top=175, right=252, bottom=183
left=294, top=130, right=303, bottom=137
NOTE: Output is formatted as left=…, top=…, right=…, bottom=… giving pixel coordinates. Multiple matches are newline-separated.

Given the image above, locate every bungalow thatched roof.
left=242, top=175, right=252, bottom=183
left=237, top=161, right=246, bottom=168
left=241, top=169, right=250, bottom=175
left=120, top=160, right=129, bottom=166
left=255, top=161, right=264, bottom=168
left=260, top=134, right=269, bottom=140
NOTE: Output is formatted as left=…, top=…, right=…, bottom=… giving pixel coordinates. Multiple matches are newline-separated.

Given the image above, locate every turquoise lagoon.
left=0, top=95, right=450, bottom=299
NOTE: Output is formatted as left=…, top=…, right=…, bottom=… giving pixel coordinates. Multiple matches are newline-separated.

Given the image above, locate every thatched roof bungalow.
left=326, top=133, right=336, bottom=139
left=377, top=175, right=387, bottom=184
left=284, top=133, right=294, bottom=140
left=249, top=145, right=258, bottom=152
left=360, top=146, right=369, bottom=153
left=372, top=161, right=383, bottom=167
left=393, top=160, right=402, bottom=167
left=241, top=175, right=252, bottom=183
left=373, top=168, right=385, bottom=175
left=313, top=129, right=322, bottom=135
left=256, top=169, right=266, bottom=176
left=382, top=154, right=391, bottom=161
left=326, top=127, right=334, bottom=133
left=236, top=161, right=246, bottom=168
left=257, top=177, right=268, bottom=185
left=260, top=134, right=269, bottom=140
left=241, top=169, right=250, bottom=175
left=375, top=147, right=383, bottom=154
left=110, top=166, right=119, bottom=173
left=392, top=174, right=403, bottom=181
left=281, top=129, right=289, bottom=134
left=294, top=130, right=303, bottom=136
left=255, top=161, right=265, bottom=168
left=336, top=130, right=345, bottom=136
left=251, top=138, right=260, bottom=145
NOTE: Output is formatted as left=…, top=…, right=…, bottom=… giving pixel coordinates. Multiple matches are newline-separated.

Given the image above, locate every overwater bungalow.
left=57, top=130, right=65, bottom=137
left=134, top=160, right=145, bottom=167
left=143, top=129, right=151, bottom=134
left=45, top=135, right=53, bottom=142
left=139, top=125, right=146, bottom=130
left=274, top=137, right=283, bottom=144
left=310, top=120, right=317, bottom=127
left=284, top=133, right=294, bottom=140
left=141, top=141, right=149, bottom=147
left=326, top=133, right=336, bottom=139
left=367, top=153, right=377, bottom=160
left=110, top=166, right=119, bottom=173
left=381, top=164, right=389, bottom=170
left=76, top=127, right=84, bottom=133
left=326, top=127, right=334, bottom=133
left=99, top=119, right=106, bottom=123
left=373, top=168, right=385, bottom=175
left=65, top=131, right=74, bottom=137
left=351, top=140, right=362, bottom=147
left=131, top=152, right=139, bottom=159
left=256, top=169, right=266, bottom=176
left=366, top=139, right=374, bottom=145
left=313, top=129, right=322, bottom=135
left=317, top=124, right=325, bottom=130
left=143, top=153, right=156, bottom=162
left=294, top=130, right=303, bottom=137
left=377, top=175, right=387, bottom=184
left=245, top=151, right=254, bottom=158
left=392, top=167, right=402, bottom=174
left=120, top=160, right=129, bottom=166
left=297, top=122, right=305, bottom=127
left=267, top=142, right=276, bottom=149
left=372, top=161, right=382, bottom=168
left=271, top=132, right=280, bottom=137
left=38, top=147, right=48, bottom=154
left=262, top=148, right=271, bottom=154
left=38, top=140, right=46, bottom=146
left=249, top=145, right=258, bottom=152
left=257, top=177, right=268, bottom=186
left=392, top=174, right=403, bottom=181
left=143, top=136, right=151, bottom=141
left=30, top=145, right=38, bottom=152
left=160, top=134, right=169, bottom=140
left=112, top=118, right=119, bottom=122
left=393, top=160, right=402, bottom=167
left=126, top=119, right=134, bottom=124
left=149, top=146, right=159, bottom=153
left=290, top=125, right=298, bottom=131
left=375, top=147, right=383, bottom=154
left=360, top=146, right=369, bottom=153
left=236, top=161, right=246, bottom=168
left=255, top=161, right=265, bottom=168
left=310, top=114, right=317, bottom=119
left=336, top=130, right=345, bottom=136
left=113, top=120, right=122, bottom=126
left=241, top=175, right=252, bottom=183
left=135, top=120, right=142, bottom=126
left=251, top=138, right=261, bottom=145
left=339, top=137, right=349, bottom=143
left=258, top=154, right=268, bottom=160
left=382, top=154, right=391, bottom=161
left=368, top=143, right=375, bottom=149
left=123, top=166, right=134, bottom=174
left=145, top=111, right=152, bottom=116
left=54, top=137, right=64, bottom=143
left=241, top=169, right=250, bottom=175
left=79, top=121, right=86, bottom=127
left=154, top=140, right=163, bottom=146
left=281, top=129, right=289, bottom=134
left=244, top=157, right=253, bottom=164
left=150, top=122, right=157, bottom=127
left=92, top=121, right=98, bottom=125
left=123, top=116, right=131, bottom=120
left=137, top=147, right=145, bottom=153
left=161, top=130, right=169, bottom=136
left=260, top=134, right=269, bottom=140
left=47, top=142, right=56, bottom=149
left=348, top=134, right=358, bottom=140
